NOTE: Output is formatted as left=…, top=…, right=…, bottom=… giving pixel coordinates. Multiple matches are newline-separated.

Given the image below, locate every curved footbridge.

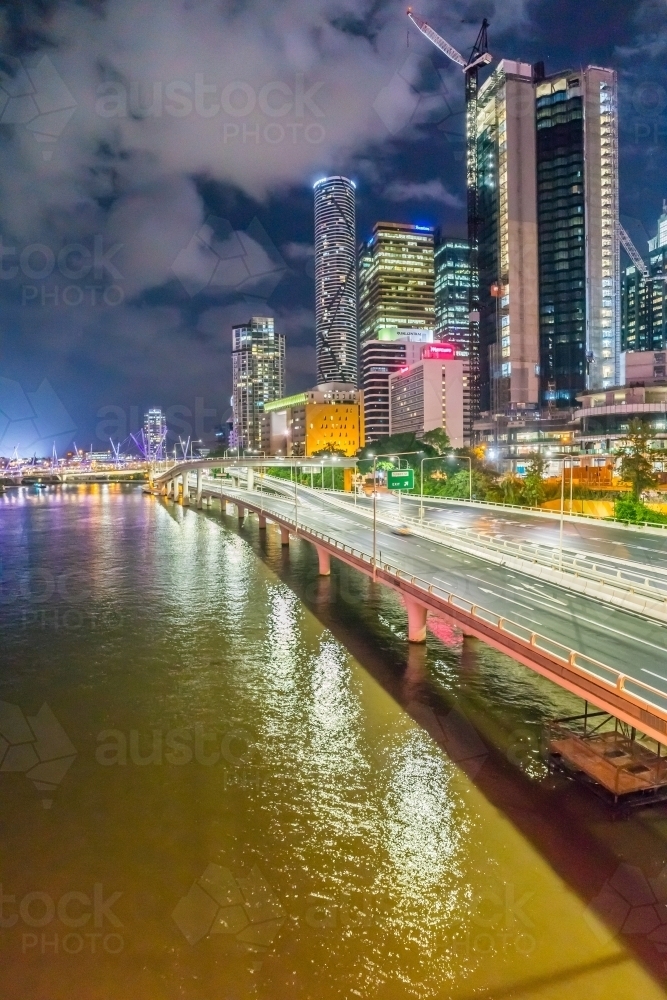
left=151, top=459, right=667, bottom=750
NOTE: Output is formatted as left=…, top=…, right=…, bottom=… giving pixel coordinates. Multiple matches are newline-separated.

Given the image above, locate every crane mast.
left=407, top=9, right=492, bottom=420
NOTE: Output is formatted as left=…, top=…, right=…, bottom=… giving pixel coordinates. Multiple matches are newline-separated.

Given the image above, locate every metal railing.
left=256, top=476, right=667, bottom=609
left=195, top=481, right=667, bottom=728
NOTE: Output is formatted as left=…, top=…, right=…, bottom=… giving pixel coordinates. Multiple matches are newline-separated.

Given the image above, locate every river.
left=1, top=484, right=666, bottom=999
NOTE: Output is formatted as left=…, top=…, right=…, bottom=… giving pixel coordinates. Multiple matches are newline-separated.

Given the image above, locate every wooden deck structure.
left=549, top=710, right=667, bottom=806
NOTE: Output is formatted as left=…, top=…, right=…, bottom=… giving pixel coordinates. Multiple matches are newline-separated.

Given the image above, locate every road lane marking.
left=477, top=588, right=535, bottom=611
left=641, top=668, right=667, bottom=685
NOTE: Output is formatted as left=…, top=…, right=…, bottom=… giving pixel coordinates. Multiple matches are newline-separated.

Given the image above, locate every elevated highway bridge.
left=152, top=460, right=667, bottom=750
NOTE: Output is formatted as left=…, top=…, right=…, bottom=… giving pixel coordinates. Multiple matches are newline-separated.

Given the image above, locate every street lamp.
left=447, top=453, right=472, bottom=501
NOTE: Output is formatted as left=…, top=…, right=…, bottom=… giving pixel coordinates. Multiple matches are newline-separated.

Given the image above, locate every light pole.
left=371, top=455, right=378, bottom=581
left=420, top=455, right=445, bottom=521
left=447, top=453, right=473, bottom=501
left=556, top=452, right=573, bottom=572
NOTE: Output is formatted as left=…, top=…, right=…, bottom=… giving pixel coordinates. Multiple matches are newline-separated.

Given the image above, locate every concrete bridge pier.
left=315, top=545, right=331, bottom=576
left=247, top=469, right=254, bottom=491
left=258, top=513, right=267, bottom=529
left=404, top=596, right=428, bottom=644
left=280, top=527, right=290, bottom=546
left=237, top=504, right=245, bottom=521
left=196, top=469, right=203, bottom=508
left=181, top=473, right=189, bottom=505
left=169, top=479, right=176, bottom=499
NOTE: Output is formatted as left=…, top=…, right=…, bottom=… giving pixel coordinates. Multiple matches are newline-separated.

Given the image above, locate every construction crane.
left=618, top=222, right=667, bottom=283
left=407, top=8, right=492, bottom=410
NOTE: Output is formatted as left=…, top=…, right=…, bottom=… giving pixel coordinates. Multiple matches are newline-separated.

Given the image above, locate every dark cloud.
left=0, top=0, right=662, bottom=452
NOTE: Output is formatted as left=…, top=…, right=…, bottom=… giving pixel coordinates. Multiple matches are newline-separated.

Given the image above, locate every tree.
left=618, top=418, right=658, bottom=499
left=443, top=468, right=489, bottom=500
left=522, top=453, right=547, bottom=507
left=421, top=428, right=450, bottom=455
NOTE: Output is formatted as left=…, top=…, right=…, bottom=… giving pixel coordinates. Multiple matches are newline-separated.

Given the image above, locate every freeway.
left=208, top=480, right=667, bottom=707
left=377, top=493, right=667, bottom=569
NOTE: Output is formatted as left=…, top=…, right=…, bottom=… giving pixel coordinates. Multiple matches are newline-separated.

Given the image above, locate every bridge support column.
left=258, top=513, right=267, bottom=529
left=196, top=469, right=202, bottom=508
left=315, top=545, right=330, bottom=576
left=280, top=527, right=290, bottom=546
left=247, top=469, right=254, bottom=492
left=237, top=504, right=245, bottom=521
left=181, top=474, right=189, bottom=505
left=404, top=597, right=427, bottom=644
left=170, top=479, right=176, bottom=499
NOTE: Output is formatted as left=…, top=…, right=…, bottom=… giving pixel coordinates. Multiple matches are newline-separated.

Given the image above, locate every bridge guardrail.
left=256, top=477, right=667, bottom=613
left=201, top=482, right=667, bottom=727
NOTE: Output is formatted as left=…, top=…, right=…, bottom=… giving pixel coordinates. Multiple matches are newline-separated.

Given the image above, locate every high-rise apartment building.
left=434, top=237, right=472, bottom=356
left=361, top=329, right=433, bottom=442
left=358, top=222, right=435, bottom=343
left=477, top=60, right=541, bottom=416
left=476, top=60, right=619, bottom=415
left=622, top=202, right=667, bottom=354
left=143, top=408, right=167, bottom=460
left=313, top=177, right=357, bottom=385
left=231, top=317, right=285, bottom=451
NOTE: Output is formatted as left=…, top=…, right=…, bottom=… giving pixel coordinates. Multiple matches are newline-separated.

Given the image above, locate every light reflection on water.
left=0, top=485, right=666, bottom=1000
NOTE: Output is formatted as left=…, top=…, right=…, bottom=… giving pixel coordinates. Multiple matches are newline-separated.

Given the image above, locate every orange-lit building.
left=261, top=383, right=364, bottom=457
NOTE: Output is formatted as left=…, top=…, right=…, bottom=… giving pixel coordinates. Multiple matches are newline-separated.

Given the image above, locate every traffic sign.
left=387, top=469, right=414, bottom=491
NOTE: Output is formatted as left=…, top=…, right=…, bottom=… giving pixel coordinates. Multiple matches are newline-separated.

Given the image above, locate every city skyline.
left=0, top=0, right=666, bottom=452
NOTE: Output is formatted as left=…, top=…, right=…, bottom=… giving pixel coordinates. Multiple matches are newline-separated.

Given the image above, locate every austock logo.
left=172, top=862, right=286, bottom=965
left=0, top=54, right=76, bottom=160
left=0, top=701, right=76, bottom=807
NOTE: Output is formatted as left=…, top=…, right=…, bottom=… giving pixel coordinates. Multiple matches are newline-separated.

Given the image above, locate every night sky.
left=0, top=0, right=665, bottom=454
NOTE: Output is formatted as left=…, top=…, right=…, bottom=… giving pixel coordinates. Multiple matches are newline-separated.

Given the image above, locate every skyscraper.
left=476, top=60, right=620, bottom=415
left=143, top=408, right=167, bottom=460
left=231, top=317, right=285, bottom=451
left=622, top=201, right=667, bottom=354
left=477, top=60, right=541, bottom=416
left=358, top=222, right=435, bottom=343
left=434, top=237, right=472, bottom=356
left=313, top=177, right=357, bottom=385
left=535, top=66, right=619, bottom=405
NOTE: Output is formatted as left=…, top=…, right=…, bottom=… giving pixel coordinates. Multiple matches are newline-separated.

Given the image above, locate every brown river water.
left=1, top=483, right=666, bottom=999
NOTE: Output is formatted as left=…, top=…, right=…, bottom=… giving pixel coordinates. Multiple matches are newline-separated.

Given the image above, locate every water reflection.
left=0, top=485, right=665, bottom=999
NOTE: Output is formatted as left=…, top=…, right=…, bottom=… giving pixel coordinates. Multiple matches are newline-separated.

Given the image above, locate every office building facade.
left=261, top=383, right=364, bottom=457
left=389, top=350, right=470, bottom=448
left=535, top=66, right=620, bottom=406
left=313, top=177, right=357, bottom=385
left=143, top=408, right=167, bottom=460
left=477, top=60, right=541, bottom=416
left=622, top=202, right=667, bottom=354
left=358, top=222, right=435, bottom=345
left=361, top=330, right=433, bottom=442
left=232, top=317, right=285, bottom=451
left=434, top=237, right=472, bottom=356
left=476, top=60, right=619, bottom=416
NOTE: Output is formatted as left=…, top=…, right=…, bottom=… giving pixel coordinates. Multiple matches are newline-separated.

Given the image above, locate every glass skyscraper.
left=358, top=222, right=435, bottom=343
left=535, top=67, right=619, bottom=406
left=232, top=317, right=286, bottom=451
left=622, top=202, right=667, bottom=355
left=313, top=177, right=357, bottom=385
left=434, top=237, right=472, bottom=356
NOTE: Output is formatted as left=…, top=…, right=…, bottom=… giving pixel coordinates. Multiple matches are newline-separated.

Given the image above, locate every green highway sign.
left=387, top=469, right=414, bottom=491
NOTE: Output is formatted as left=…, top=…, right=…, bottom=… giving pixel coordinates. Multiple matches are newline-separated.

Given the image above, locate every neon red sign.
left=422, top=343, right=455, bottom=359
